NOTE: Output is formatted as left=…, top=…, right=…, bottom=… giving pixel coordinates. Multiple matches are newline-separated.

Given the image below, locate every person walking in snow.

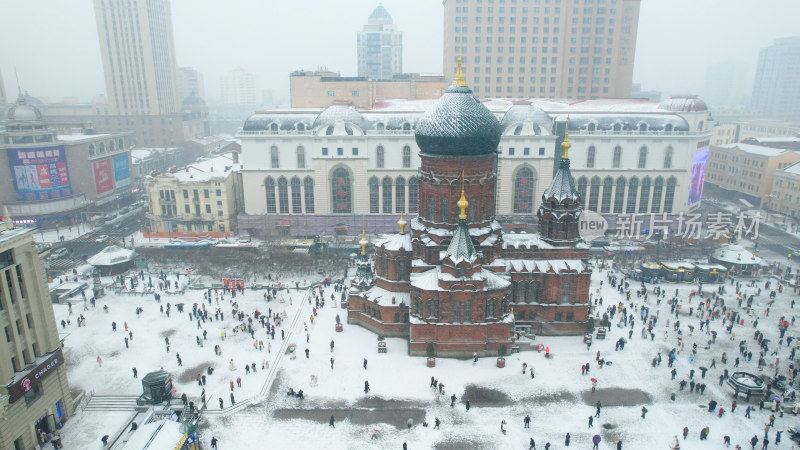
left=588, top=416, right=594, bottom=428
left=524, top=415, right=531, bottom=428
left=329, top=415, right=335, bottom=428
left=364, top=380, right=370, bottom=394
left=565, top=432, right=570, bottom=446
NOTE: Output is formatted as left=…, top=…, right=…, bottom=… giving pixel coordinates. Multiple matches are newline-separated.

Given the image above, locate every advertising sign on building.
left=6, top=348, right=64, bottom=402
left=7, top=147, right=71, bottom=201
left=93, top=159, right=113, bottom=194
left=113, top=154, right=131, bottom=188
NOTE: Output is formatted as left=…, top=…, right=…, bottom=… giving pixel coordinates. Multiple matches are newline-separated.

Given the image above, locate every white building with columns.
left=237, top=96, right=712, bottom=237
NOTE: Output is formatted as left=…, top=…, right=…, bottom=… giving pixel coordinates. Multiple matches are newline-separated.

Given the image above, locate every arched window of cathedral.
left=516, top=282, right=527, bottom=303
left=453, top=302, right=461, bottom=323
left=502, top=296, right=508, bottom=314
left=638, top=146, right=648, bottom=169
left=612, top=146, right=622, bottom=168
left=396, top=177, right=406, bottom=213
left=383, top=257, right=389, bottom=278
left=369, top=177, right=379, bottom=213
left=290, top=177, right=302, bottom=213
left=663, top=146, right=674, bottom=169
left=639, top=177, right=651, bottom=213
left=394, top=312, right=400, bottom=322
left=440, top=198, right=449, bottom=223
left=331, top=167, right=352, bottom=213
left=464, top=301, right=472, bottom=323
left=626, top=177, right=639, bottom=214
left=402, top=146, right=411, bottom=168
left=408, top=177, right=419, bottom=213
left=304, top=177, right=315, bottom=213
left=264, top=177, right=276, bottom=213
left=376, top=145, right=385, bottom=169
left=296, top=146, right=306, bottom=169
left=427, top=299, right=437, bottom=319
left=528, top=283, right=537, bottom=303
left=577, top=177, right=588, bottom=203
left=429, top=197, right=435, bottom=221
left=664, top=177, right=677, bottom=213
left=482, top=195, right=488, bottom=220
left=487, top=300, right=496, bottom=318
left=270, top=145, right=280, bottom=168
left=601, top=176, right=613, bottom=213
left=382, top=176, right=393, bottom=213
left=588, top=176, right=601, bottom=211
left=586, top=146, right=596, bottom=168
left=561, top=283, right=571, bottom=304
left=613, top=177, right=626, bottom=213
left=513, top=167, right=535, bottom=213
left=651, top=177, right=664, bottom=213
left=469, top=197, right=477, bottom=222
left=277, top=177, right=289, bottom=213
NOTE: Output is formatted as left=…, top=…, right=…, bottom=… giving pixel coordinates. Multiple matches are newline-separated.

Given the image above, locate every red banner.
left=93, top=159, right=113, bottom=194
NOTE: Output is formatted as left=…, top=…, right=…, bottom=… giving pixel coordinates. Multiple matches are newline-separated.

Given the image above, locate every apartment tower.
left=443, top=0, right=640, bottom=99
left=94, top=0, right=181, bottom=115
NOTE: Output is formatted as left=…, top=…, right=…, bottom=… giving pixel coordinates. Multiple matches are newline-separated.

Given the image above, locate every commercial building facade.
left=289, top=71, right=447, bottom=109
left=145, top=152, right=244, bottom=237
left=237, top=95, right=711, bottom=237
left=705, top=142, right=800, bottom=206
left=0, top=217, right=74, bottom=449
left=443, top=0, right=640, bottom=99
left=767, top=161, right=800, bottom=219
left=0, top=97, right=133, bottom=227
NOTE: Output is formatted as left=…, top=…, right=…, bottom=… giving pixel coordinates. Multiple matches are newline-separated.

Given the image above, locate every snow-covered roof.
left=717, top=143, right=789, bottom=157
left=375, top=233, right=412, bottom=252
left=410, top=267, right=510, bottom=291
left=661, top=261, right=696, bottom=270
left=501, top=259, right=587, bottom=274
left=502, top=233, right=556, bottom=250
left=87, top=245, right=135, bottom=266
left=57, top=133, right=113, bottom=142
left=709, top=244, right=763, bottom=265
left=363, top=285, right=410, bottom=306
left=782, top=161, right=800, bottom=175
left=171, top=152, right=240, bottom=182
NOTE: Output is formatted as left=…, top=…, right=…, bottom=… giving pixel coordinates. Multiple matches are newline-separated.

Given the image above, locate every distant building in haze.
left=751, top=37, right=800, bottom=124
left=178, top=67, right=205, bottom=102
left=443, top=0, right=641, bottom=99
left=93, top=0, right=180, bottom=115
left=0, top=69, right=6, bottom=105
left=357, top=5, right=403, bottom=80
left=220, top=68, right=259, bottom=109
left=703, top=61, right=749, bottom=108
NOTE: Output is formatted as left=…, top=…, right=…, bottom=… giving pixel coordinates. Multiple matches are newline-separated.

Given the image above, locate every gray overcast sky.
left=1, top=0, right=798, bottom=105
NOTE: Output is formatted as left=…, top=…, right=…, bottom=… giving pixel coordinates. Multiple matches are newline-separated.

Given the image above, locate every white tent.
left=87, top=245, right=135, bottom=274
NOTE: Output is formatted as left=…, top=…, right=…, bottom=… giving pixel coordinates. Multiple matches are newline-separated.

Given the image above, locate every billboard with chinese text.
left=7, top=146, right=71, bottom=201
left=113, top=154, right=131, bottom=188
left=93, top=159, right=113, bottom=194
left=688, top=147, right=708, bottom=207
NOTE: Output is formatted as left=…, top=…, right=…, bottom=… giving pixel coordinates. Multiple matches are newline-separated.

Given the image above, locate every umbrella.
left=590, top=378, right=598, bottom=383
left=592, top=435, right=601, bottom=444
left=773, top=397, right=781, bottom=401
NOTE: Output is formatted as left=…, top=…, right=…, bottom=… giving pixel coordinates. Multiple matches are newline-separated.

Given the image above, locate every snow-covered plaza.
left=47, top=245, right=799, bottom=450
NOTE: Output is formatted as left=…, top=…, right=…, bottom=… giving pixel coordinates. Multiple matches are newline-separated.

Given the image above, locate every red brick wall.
left=417, top=154, right=497, bottom=226
left=409, top=321, right=512, bottom=357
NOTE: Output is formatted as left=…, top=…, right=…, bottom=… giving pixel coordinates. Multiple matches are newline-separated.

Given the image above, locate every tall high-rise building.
left=357, top=5, right=403, bottom=80
left=751, top=36, right=800, bottom=124
left=178, top=67, right=205, bottom=102
left=443, top=0, right=640, bottom=99
left=93, top=0, right=180, bottom=115
left=220, top=67, right=259, bottom=109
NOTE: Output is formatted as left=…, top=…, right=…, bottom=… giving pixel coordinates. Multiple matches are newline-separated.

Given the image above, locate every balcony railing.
left=569, top=129, right=708, bottom=137
left=237, top=130, right=315, bottom=136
